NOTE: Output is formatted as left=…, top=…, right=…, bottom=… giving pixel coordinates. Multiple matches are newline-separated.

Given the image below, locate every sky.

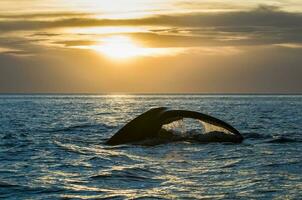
left=1, top=0, right=302, bottom=93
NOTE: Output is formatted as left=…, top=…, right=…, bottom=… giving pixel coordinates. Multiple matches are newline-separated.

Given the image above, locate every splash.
left=199, top=121, right=233, bottom=135
left=162, top=118, right=234, bottom=137
left=162, top=119, right=186, bottom=136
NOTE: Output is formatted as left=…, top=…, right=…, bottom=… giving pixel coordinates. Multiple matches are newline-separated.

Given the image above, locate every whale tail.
left=106, top=107, right=167, bottom=145
left=106, top=107, right=243, bottom=145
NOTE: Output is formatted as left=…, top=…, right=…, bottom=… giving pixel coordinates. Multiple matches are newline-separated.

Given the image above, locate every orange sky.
left=0, top=0, right=302, bottom=93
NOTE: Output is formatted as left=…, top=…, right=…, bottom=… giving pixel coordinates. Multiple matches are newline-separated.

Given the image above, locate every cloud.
left=0, top=36, right=59, bottom=56
left=55, top=40, right=97, bottom=47
left=0, top=12, right=90, bottom=19
left=274, top=43, right=302, bottom=48
left=1, top=5, right=302, bottom=54
left=1, top=5, right=302, bottom=30
left=0, top=46, right=30, bottom=56
left=0, top=47, right=17, bottom=53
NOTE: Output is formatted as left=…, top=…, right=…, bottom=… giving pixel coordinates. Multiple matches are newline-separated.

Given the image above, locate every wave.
left=91, top=172, right=150, bottom=181
left=90, top=166, right=158, bottom=182
left=53, top=140, right=92, bottom=155
left=46, top=123, right=115, bottom=133
left=264, top=160, right=300, bottom=168
left=32, top=187, right=65, bottom=194
left=267, top=137, right=299, bottom=143
left=238, top=132, right=301, bottom=144
left=133, top=197, right=170, bottom=200
left=0, top=181, right=19, bottom=188
left=1, top=133, right=17, bottom=140
left=243, top=132, right=271, bottom=139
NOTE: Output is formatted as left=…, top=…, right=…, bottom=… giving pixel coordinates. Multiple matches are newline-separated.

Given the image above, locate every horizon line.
left=0, top=92, right=302, bottom=96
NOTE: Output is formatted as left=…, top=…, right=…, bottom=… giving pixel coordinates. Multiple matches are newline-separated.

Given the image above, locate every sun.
left=76, top=35, right=184, bottom=59
left=92, top=36, right=151, bottom=59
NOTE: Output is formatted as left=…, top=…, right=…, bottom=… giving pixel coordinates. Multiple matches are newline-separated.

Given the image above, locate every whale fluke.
left=106, top=107, right=243, bottom=145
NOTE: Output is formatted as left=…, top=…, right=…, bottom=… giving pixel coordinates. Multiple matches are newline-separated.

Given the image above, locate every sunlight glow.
left=94, top=36, right=147, bottom=59
left=67, top=26, right=148, bottom=35
left=88, top=36, right=183, bottom=59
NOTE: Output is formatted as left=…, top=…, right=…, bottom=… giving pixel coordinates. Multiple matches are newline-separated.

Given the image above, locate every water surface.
left=0, top=95, right=301, bottom=199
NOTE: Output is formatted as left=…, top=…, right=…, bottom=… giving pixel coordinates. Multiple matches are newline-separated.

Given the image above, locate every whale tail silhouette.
left=106, top=107, right=243, bottom=145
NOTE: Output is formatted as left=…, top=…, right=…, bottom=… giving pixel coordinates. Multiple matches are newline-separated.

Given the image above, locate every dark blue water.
left=0, top=95, right=301, bottom=199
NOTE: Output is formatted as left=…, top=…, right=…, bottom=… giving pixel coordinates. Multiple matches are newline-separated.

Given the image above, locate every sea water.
left=0, top=95, right=301, bottom=199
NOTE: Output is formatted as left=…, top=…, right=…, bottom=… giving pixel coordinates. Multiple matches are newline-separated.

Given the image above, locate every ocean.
left=0, top=95, right=301, bottom=199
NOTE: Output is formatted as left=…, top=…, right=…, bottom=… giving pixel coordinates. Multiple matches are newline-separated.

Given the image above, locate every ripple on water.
left=0, top=95, right=302, bottom=199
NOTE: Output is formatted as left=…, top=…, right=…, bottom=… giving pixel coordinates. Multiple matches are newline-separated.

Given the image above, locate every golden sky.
left=1, top=0, right=302, bottom=93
